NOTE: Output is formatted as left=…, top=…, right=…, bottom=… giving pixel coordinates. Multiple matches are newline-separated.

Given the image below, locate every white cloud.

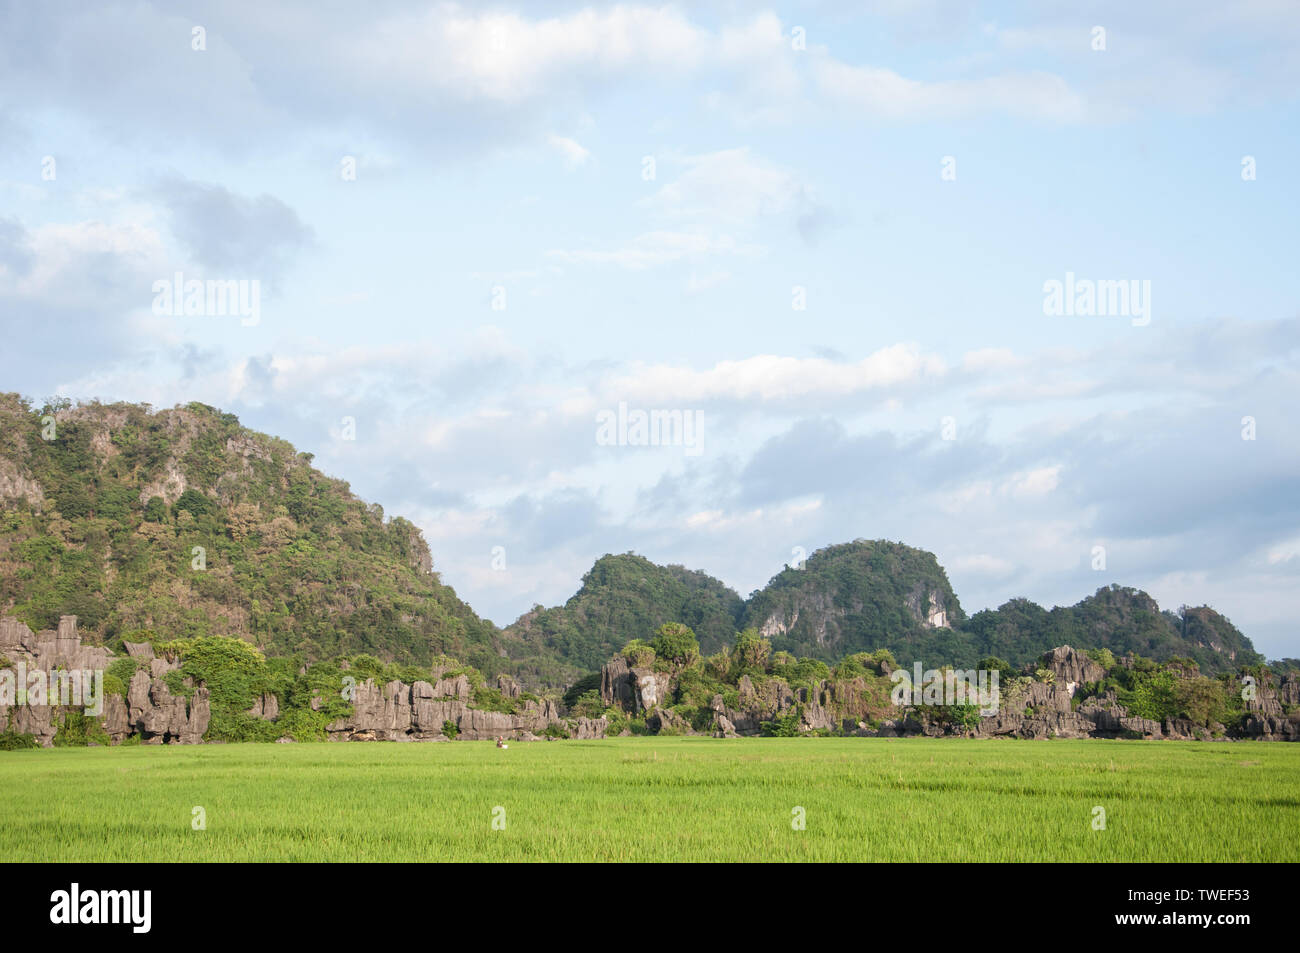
left=546, top=133, right=591, bottom=167
left=813, top=57, right=1086, bottom=121
left=642, top=148, right=815, bottom=225
left=603, top=345, right=947, bottom=403
left=1008, top=465, right=1063, bottom=498
left=352, top=5, right=709, bottom=105
left=548, top=147, right=827, bottom=269
left=547, top=228, right=761, bottom=269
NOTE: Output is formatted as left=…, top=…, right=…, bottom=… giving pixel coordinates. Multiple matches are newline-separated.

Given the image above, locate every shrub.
left=1085, top=647, right=1117, bottom=671
left=441, top=719, right=459, bottom=740
left=204, top=711, right=279, bottom=743
left=569, top=689, right=605, bottom=719
left=1174, top=676, right=1227, bottom=726
left=53, top=710, right=110, bottom=747
left=834, top=654, right=870, bottom=680
left=868, top=648, right=897, bottom=673
left=172, top=489, right=214, bottom=519
left=105, top=657, right=140, bottom=701
left=562, top=672, right=602, bottom=710
left=935, top=703, right=982, bottom=731
left=760, top=706, right=803, bottom=737
left=1117, top=669, right=1179, bottom=722
left=621, top=639, right=656, bottom=668
left=671, top=704, right=714, bottom=733
left=978, top=656, right=1015, bottom=680
left=772, top=655, right=830, bottom=691
left=274, top=708, right=333, bottom=742
left=0, top=730, right=39, bottom=750
left=472, top=685, right=517, bottom=714
left=603, top=707, right=628, bottom=736
left=163, top=636, right=271, bottom=741
left=651, top=622, right=700, bottom=668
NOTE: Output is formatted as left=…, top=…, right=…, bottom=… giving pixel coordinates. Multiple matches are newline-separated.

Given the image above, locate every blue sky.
left=1, top=1, right=1297, bottom=657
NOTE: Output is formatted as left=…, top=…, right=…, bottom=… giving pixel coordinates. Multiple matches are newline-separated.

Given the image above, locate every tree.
left=732, top=627, right=770, bottom=672
left=651, top=622, right=700, bottom=667
left=173, top=489, right=213, bottom=519
left=978, top=655, right=1015, bottom=680
left=144, top=496, right=168, bottom=522
left=622, top=639, right=656, bottom=668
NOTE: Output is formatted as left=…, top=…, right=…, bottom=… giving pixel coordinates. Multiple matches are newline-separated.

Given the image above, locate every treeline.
left=564, top=622, right=1296, bottom=739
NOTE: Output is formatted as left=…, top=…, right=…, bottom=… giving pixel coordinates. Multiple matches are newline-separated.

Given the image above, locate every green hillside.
left=742, top=540, right=968, bottom=662
left=502, top=553, right=744, bottom=678
left=964, top=586, right=1262, bottom=673
left=0, top=394, right=502, bottom=669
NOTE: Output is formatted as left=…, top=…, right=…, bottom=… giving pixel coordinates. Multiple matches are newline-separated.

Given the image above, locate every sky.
left=1, top=1, right=1297, bottom=658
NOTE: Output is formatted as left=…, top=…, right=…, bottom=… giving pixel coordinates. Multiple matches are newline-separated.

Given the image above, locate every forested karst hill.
left=0, top=394, right=501, bottom=670
left=0, top=395, right=1263, bottom=690
left=517, top=541, right=1261, bottom=678
left=742, top=540, right=967, bottom=661
left=501, top=552, right=745, bottom=682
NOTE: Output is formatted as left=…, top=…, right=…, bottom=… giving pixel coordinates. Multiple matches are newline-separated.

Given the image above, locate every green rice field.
left=2, top=737, right=1296, bottom=862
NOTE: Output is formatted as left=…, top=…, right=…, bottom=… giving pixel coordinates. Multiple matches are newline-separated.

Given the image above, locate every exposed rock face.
left=0, top=457, right=45, bottom=510
left=1042, top=646, right=1106, bottom=691
left=600, top=656, right=635, bottom=708
left=248, top=692, right=280, bottom=720
left=569, top=716, right=608, bottom=739
left=904, top=585, right=951, bottom=629
left=712, top=713, right=740, bottom=738
left=323, top=677, right=599, bottom=742
left=121, top=661, right=211, bottom=745
left=646, top=707, right=684, bottom=734
left=1, top=614, right=115, bottom=674
left=712, top=676, right=835, bottom=735
left=1243, top=714, right=1300, bottom=741
left=756, top=589, right=844, bottom=645
left=599, top=657, right=672, bottom=713
left=0, top=615, right=210, bottom=746
left=1240, top=671, right=1300, bottom=741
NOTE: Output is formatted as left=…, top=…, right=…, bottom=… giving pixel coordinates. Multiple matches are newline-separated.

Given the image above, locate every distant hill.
left=502, top=553, right=744, bottom=682
left=0, top=394, right=1264, bottom=689
left=742, top=540, right=968, bottom=662
left=0, top=394, right=502, bottom=670
left=511, top=542, right=1262, bottom=677
left=964, top=587, right=1262, bottom=673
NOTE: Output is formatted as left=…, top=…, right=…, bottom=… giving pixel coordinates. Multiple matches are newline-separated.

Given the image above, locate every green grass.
left=2, top=737, right=1296, bottom=861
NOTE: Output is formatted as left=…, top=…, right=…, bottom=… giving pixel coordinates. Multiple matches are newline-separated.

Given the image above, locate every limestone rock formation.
left=0, top=615, right=210, bottom=746
left=322, top=676, right=599, bottom=742
left=598, top=640, right=1298, bottom=743
left=599, top=656, right=673, bottom=713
